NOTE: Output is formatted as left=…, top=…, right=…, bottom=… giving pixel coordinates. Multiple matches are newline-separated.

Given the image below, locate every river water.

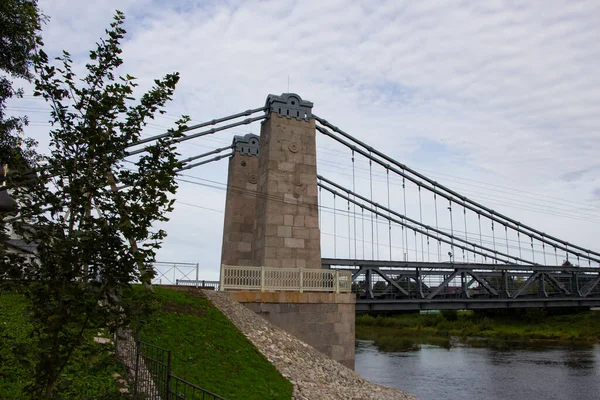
left=355, top=340, right=600, bottom=400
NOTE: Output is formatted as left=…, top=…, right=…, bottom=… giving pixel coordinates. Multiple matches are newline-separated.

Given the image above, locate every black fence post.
left=166, top=350, right=172, bottom=399
left=133, top=333, right=141, bottom=395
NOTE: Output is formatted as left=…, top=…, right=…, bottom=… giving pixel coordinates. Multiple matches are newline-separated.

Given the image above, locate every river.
left=355, top=340, right=600, bottom=400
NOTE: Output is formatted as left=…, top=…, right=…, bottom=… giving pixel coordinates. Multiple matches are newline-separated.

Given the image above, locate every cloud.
left=10, top=0, right=600, bottom=275
left=562, top=165, right=600, bottom=182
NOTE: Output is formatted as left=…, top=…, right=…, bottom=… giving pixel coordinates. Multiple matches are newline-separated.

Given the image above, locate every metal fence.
left=220, top=265, right=352, bottom=293
left=115, top=329, right=226, bottom=400
left=169, top=376, right=225, bottom=400
left=152, top=262, right=200, bottom=286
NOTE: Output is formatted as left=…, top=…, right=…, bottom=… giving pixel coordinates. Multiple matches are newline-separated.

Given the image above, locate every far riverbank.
left=356, top=308, right=600, bottom=351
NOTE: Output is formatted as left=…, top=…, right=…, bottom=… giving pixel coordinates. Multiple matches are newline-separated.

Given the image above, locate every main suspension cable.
left=313, top=121, right=599, bottom=262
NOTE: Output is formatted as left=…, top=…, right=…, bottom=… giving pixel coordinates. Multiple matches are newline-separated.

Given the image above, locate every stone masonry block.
left=294, top=248, right=309, bottom=258
left=305, top=216, right=319, bottom=228
left=319, top=303, right=337, bottom=313
left=282, top=203, right=299, bottom=215
left=265, top=224, right=277, bottom=236
left=276, top=247, right=292, bottom=258
left=288, top=152, right=304, bottom=164
left=297, top=164, right=316, bottom=174
left=306, top=239, right=320, bottom=249
left=309, top=228, right=320, bottom=239
left=266, top=213, right=283, bottom=225
left=283, top=193, right=298, bottom=204
left=267, top=180, right=278, bottom=193
left=277, top=181, right=294, bottom=193
left=304, top=154, right=316, bottom=166
left=284, top=238, right=305, bottom=248
left=265, top=237, right=283, bottom=247
left=297, top=205, right=311, bottom=216
left=301, top=304, right=319, bottom=313
left=240, top=223, right=253, bottom=233
left=293, top=227, right=310, bottom=239
left=277, top=225, right=292, bottom=238
left=238, top=242, right=251, bottom=253
left=299, top=173, right=315, bottom=185
left=264, top=258, right=281, bottom=267
left=327, top=311, right=341, bottom=323
left=284, top=214, right=294, bottom=226
left=264, top=247, right=277, bottom=259
left=282, top=258, right=296, bottom=268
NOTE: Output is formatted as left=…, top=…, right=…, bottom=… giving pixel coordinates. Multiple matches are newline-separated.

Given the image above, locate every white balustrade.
left=219, top=265, right=352, bottom=293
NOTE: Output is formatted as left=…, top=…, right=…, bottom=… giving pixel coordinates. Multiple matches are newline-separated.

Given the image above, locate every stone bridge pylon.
left=221, top=93, right=321, bottom=269
left=220, top=93, right=355, bottom=369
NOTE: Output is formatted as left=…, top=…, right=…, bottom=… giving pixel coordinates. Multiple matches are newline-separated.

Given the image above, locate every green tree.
left=0, top=0, right=44, bottom=167
left=0, top=0, right=43, bottom=296
left=4, top=11, right=188, bottom=398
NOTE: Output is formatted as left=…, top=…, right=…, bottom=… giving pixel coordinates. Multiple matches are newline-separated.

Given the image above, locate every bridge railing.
left=220, top=265, right=352, bottom=293
left=176, top=279, right=220, bottom=290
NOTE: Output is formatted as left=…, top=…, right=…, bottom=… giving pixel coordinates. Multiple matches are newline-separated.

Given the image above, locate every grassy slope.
left=0, top=293, right=122, bottom=399
left=356, top=310, right=600, bottom=351
left=141, top=288, right=292, bottom=400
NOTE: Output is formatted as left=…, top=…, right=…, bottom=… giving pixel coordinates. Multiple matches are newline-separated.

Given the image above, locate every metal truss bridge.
left=124, top=93, right=600, bottom=312
left=322, top=259, right=600, bottom=311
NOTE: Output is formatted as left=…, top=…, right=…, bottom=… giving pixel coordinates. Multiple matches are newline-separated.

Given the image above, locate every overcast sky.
left=9, top=0, right=600, bottom=280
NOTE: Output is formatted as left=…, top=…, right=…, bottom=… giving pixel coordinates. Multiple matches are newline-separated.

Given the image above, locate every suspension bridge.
left=135, top=93, right=600, bottom=313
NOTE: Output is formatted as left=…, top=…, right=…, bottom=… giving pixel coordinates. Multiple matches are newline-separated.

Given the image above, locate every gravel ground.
left=203, top=290, right=417, bottom=400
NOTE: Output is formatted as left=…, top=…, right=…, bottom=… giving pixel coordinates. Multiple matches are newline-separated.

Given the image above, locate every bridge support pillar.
left=229, top=291, right=355, bottom=369
left=220, top=94, right=355, bottom=370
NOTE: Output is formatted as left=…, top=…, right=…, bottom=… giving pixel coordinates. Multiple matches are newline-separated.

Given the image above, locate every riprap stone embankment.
left=203, top=290, right=417, bottom=400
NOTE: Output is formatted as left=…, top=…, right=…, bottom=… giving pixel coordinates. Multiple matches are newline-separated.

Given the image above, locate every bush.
left=421, top=315, right=441, bottom=327
left=476, top=317, right=493, bottom=332
left=356, top=314, right=376, bottom=326
left=523, top=308, right=547, bottom=324
left=376, top=336, right=420, bottom=352
left=441, top=309, right=458, bottom=321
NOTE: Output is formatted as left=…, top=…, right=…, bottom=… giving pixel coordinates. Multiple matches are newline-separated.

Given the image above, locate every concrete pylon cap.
left=232, top=134, right=260, bottom=156
left=0, top=190, right=17, bottom=212
left=265, top=93, right=313, bottom=121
